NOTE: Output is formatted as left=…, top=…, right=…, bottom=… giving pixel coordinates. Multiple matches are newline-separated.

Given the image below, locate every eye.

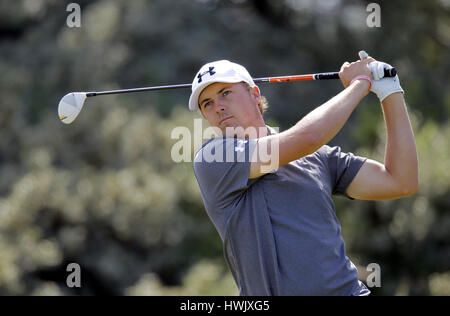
left=203, top=101, right=212, bottom=108
left=223, top=90, right=231, bottom=96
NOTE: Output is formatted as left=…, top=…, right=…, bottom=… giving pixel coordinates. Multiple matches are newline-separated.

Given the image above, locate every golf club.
left=58, top=55, right=396, bottom=124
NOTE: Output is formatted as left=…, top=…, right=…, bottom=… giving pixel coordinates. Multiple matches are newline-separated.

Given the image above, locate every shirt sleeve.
left=193, top=137, right=257, bottom=208
left=322, top=145, right=367, bottom=199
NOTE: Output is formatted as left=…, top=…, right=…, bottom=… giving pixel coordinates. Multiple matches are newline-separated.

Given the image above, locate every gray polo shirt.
left=193, top=129, right=370, bottom=296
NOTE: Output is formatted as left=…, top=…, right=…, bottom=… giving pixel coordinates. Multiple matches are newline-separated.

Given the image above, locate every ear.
left=250, top=85, right=261, bottom=104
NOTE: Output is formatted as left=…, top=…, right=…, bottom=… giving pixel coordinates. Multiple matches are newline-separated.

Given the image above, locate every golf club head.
left=58, top=92, right=87, bottom=124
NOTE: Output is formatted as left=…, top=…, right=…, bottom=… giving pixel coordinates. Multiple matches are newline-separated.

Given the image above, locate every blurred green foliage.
left=0, top=0, right=448, bottom=295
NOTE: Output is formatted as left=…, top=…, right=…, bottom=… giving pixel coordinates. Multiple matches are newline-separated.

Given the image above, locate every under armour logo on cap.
left=197, top=67, right=216, bottom=83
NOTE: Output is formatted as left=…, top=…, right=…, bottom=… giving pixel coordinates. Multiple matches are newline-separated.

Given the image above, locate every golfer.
left=190, top=56, right=418, bottom=296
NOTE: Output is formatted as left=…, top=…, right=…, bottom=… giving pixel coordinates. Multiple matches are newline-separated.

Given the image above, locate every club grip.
left=384, top=67, right=397, bottom=77
left=314, top=67, right=397, bottom=80
left=315, top=72, right=340, bottom=80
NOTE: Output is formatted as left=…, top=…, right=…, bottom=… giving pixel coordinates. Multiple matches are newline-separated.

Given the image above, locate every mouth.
left=219, top=116, right=233, bottom=125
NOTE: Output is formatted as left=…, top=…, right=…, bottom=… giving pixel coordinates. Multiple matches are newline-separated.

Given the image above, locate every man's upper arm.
left=346, top=158, right=416, bottom=200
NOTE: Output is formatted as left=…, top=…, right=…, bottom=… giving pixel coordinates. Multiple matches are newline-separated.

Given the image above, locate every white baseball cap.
left=188, top=60, right=256, bottom=111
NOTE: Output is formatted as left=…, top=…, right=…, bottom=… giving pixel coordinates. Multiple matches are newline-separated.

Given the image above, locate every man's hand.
left=369, top=61, right=404, bottom=102
left=358, top=51, right=405, bottom=102
left=339, top=57, right=374, bottom=90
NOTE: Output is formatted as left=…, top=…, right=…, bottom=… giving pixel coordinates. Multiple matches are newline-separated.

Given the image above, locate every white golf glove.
left=369, top=61, right=404, bottom=102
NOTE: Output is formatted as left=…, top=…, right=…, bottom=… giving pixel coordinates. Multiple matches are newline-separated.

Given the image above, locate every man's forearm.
left=278, top=80, right=369, bottom=165
left=297, top=80, right=368, bottom=144
left=381, top=92, right=419, bottom=191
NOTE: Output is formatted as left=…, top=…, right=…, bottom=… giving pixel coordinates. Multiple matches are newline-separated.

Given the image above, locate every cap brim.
left=188, top=77, right=247, bottom=111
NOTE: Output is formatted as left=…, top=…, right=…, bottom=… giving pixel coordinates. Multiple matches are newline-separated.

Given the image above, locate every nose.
left=214, top=100, right=226, bottom=114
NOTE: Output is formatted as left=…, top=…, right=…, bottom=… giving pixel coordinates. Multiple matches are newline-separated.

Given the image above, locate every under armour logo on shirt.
left=197, top=67, right=216, bottom=83
left=235, top=140, right=248, bottom=153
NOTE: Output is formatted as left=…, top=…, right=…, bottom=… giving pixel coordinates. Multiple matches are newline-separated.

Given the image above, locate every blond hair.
left=259, top=96, right=269, bottom=114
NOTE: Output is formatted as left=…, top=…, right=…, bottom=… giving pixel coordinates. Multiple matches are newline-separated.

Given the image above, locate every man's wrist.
left=350, top=77, right=371, bottom=96
left=351, top=75, right=372, bottom=91
left=381, top=91, right=404, bottom=106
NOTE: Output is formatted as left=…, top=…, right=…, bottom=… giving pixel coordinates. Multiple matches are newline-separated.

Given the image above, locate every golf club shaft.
left=85, top=68, right=396, bottom=97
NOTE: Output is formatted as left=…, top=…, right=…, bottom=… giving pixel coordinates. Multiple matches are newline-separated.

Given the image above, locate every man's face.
left=198, top=82, right=263, bottom=135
